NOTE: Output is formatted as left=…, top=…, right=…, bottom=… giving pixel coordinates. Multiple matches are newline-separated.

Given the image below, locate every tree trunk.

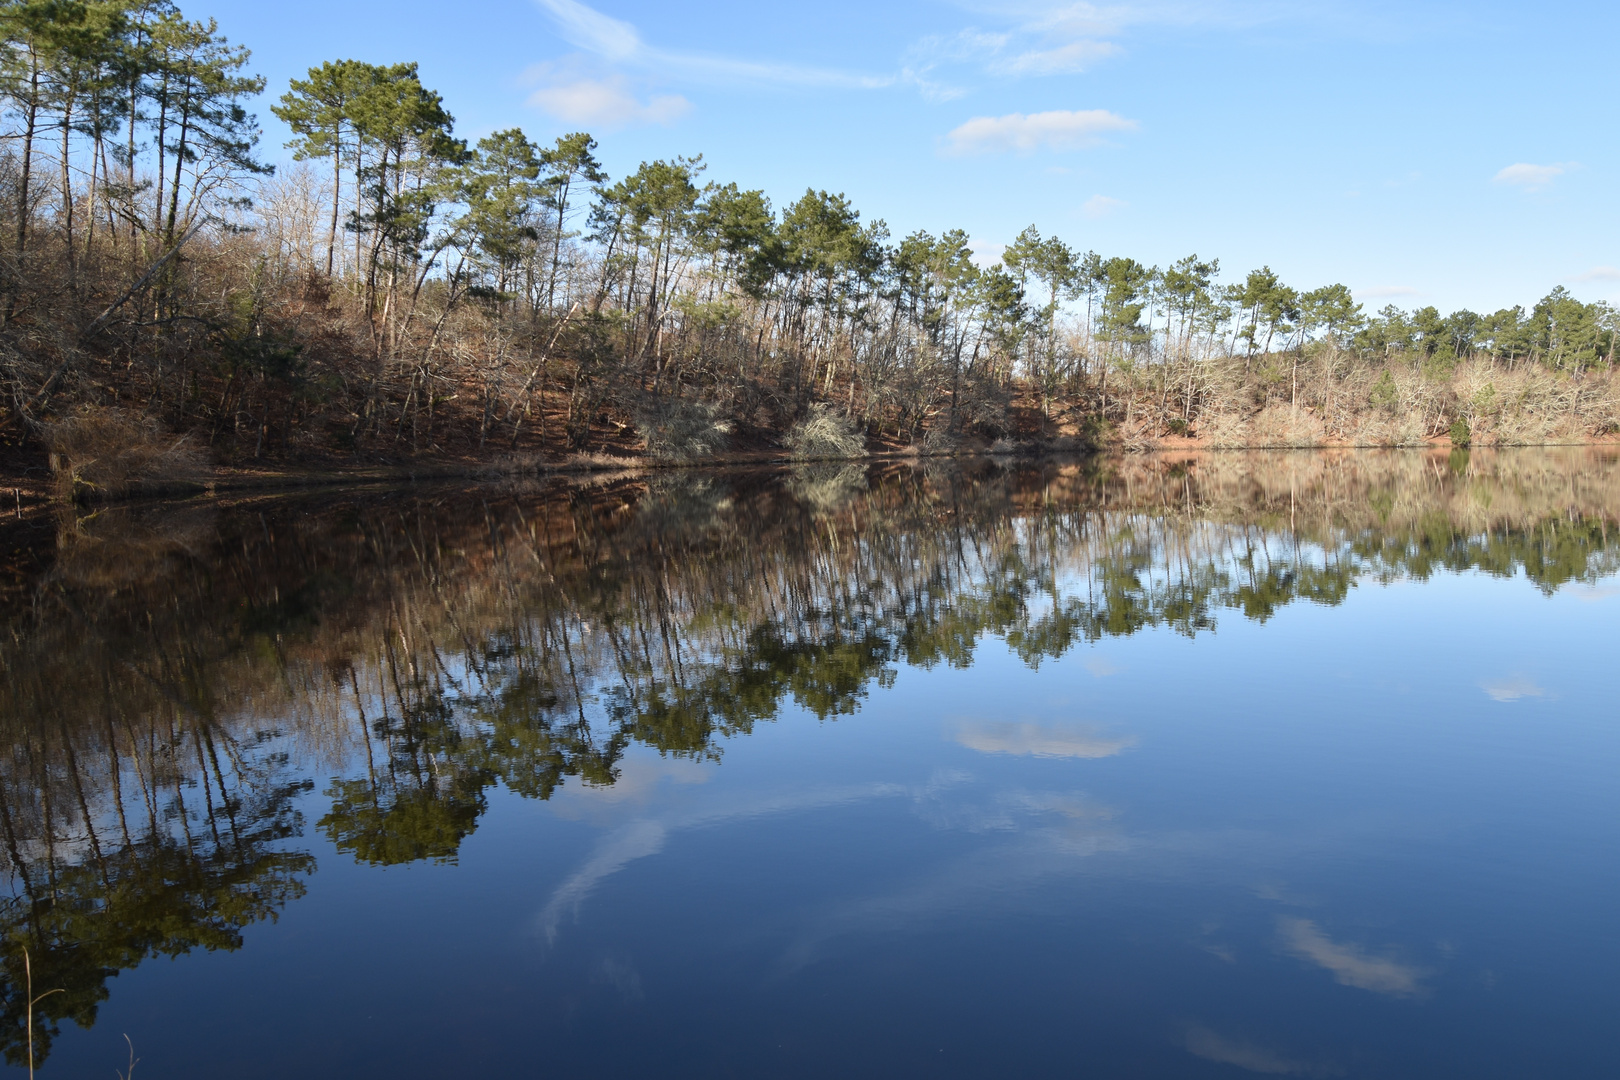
left=16, top=53, right=40, bottom=256
left=165, top=72, right=192, bottom=246
left=326, top=135, right=341, bottom=278
left=60, top=91, right=77, bottom=287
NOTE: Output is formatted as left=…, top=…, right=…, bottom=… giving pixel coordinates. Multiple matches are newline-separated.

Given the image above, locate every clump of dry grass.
left=53, top=504, right=217, bottom=589
left=43, top=409, right=210, bottom=501
left=785, top=403, right=867, bottom=460
left=634, top=395, right=733, bottom=462
left=987, top=436, right=1021, bottom=456
left=786, top=462, right=868, bottom=513
left=918, top=426, right=962, bottom=456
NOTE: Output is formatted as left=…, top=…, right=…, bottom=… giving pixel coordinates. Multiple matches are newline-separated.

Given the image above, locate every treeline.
left=1, top=1, right=1617, bottom=489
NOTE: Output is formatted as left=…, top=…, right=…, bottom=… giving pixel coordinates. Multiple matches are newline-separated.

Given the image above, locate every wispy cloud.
left=1010, top=3, right=1126, bottom=66
left=527, top=71, right=690, bottom=127
left=1083, top=655, right=1120, bottom=676
left=1082, top=194, right=1127, bottom=218
left=533, top=0, right=1354, bottom=117
left=909, top=3, right=1131, bottom=81
left=1480, top=676, right=1544, bottom=703
left=536, top=0, right=639, bottom=59
left=537, top=818, right=668, bottom=944
left=1358, top=285, right=1420, bottom=299
left=956, top=721, right=1135, bottom=759
left=1493, top=162, right=1575, bottom=192
left=536, top=780, right=910, bottom=943
left=907, top=2, right=1315, bottom=85
left=1572, top=266, right=1620, bottom=283
left=945, top=108, right=1136, bottom=154
left=533, top=0, right=890, bottom=89
left=1184, top=1024, right=1341, bottom=1077
left=1279, top=917, right=1424, bottom=996
left=1000, top=37, right=1122, bottom=75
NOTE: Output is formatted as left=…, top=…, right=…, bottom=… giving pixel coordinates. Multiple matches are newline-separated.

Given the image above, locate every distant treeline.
left=0, top=1, right=1616, bottom=490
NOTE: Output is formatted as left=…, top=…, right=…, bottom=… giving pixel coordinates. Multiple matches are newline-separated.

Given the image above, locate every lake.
left=1, top=449, right=1617, bottom=1078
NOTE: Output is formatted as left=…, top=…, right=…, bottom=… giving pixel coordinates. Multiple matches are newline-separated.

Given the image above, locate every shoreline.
left=3, top=439, right=1618, bottom=516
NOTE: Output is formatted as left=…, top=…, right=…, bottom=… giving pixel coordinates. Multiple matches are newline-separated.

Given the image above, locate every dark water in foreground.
left=1, top=450, right=1617, bottom=1078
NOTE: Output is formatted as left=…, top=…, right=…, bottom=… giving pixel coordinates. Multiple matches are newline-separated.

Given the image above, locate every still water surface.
left=1, top=450, right=1617, bottom=1077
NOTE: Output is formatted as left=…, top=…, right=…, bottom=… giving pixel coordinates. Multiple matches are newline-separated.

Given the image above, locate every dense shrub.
left=44, top=411, right=210, bottom=501
left=634, top=396, right=733, bottom=463
left=784, top=404, right=867, bottom=460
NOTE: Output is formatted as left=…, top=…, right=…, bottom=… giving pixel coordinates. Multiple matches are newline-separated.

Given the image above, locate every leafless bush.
left=254, top=161, right=333, bottom=281
left=957, top=380, right=1012, bottom=438
left=1193, top=410, right=1251, bottom=449
left=44, top=409, right=211, bottom=501
left=1248, top=404, right=1328, bottom=447
left=1116, top=417, right=1160, bottom=452
left=53, top=504, right=217, bottom=589
left=918, top=426, right=961, bottom=456
left=785, top=462, right=868, bottom=513
left=635, top=475, right=732, bottom=534
left=635, top=395, right=733, bottom=462
left=784, top=403, right=867, bottom=460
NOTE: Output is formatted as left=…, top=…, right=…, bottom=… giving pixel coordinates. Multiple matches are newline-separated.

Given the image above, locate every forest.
left=1, top=0, right=1618, bottom=498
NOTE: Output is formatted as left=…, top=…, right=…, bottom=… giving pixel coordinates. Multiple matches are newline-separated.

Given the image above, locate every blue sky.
left=198, top=0, right=1618, bottom=314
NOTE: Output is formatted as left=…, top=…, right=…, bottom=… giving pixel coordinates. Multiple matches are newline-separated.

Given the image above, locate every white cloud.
left=533, top=0, right=889, bottom=89
left=1357, top=285, right=1420, bottom=299
left=537, top=818, right=668, bottom=943
left=956, top=721, right=1135, bottom=759
left=1493, top=162, right=1574, bottom=192
left=537, top=779, right=912, bottom=944
left=1184, top=1025, right=1335, bottom=1077
left=905, top=2, right=1311, bottom=87
left=967, top=239, right=1005, bottom=267
left=1000, top=38, right=1122, bottom=75
left=1279, top=917, right=1424, bottom=996
left=536, top=0, right=640, bottom=60
left=548, top=754, right=709, bottom=813
left=945, top=108, right=1137, bottom=155
left=1480, top=677, right=1544, bottom=702
left=1081, top=194, right=1127, bottom=218
left=527, top=73, right=690, bottom=127
left=1572, top=266, right=1620, bottom=283
left=909, top=4, right=1128, bottom=80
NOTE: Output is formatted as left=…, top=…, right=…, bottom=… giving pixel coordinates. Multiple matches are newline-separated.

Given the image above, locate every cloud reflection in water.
left=955, top=721, right=1135, bottom=759
left=1279, top=917, right=1425, bottom=996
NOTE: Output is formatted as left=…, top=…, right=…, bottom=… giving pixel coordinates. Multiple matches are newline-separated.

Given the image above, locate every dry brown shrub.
left=786, top=462, right=869, bottom=513
left=785, top=403, right=867, bottom=460
left=44, top=409, right=211, bottom=501
left=634, top=395, right=733, bottom=462
left=1116, top=416, right=1161, bottom=452
left=1341, top=410, right=1424, bottom=447
left=53, top=505, right=217, bottom=590
left=1248, top=405, right=1327, bottom=447
left=918, top=426, right=962, bottom=456
left=1196, top=409, right=1251, bottom=448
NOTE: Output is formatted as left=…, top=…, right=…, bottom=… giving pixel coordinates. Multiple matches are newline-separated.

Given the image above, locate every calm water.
left=1, top=450, right=1617, bottom=1078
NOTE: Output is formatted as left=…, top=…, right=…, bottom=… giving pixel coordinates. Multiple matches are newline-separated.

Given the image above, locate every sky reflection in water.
left=1, top=449, right=1617, bottom=1078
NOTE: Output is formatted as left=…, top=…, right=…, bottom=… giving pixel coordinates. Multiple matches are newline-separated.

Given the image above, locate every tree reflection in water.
left=0, top=448, right=1616, bottom=1065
